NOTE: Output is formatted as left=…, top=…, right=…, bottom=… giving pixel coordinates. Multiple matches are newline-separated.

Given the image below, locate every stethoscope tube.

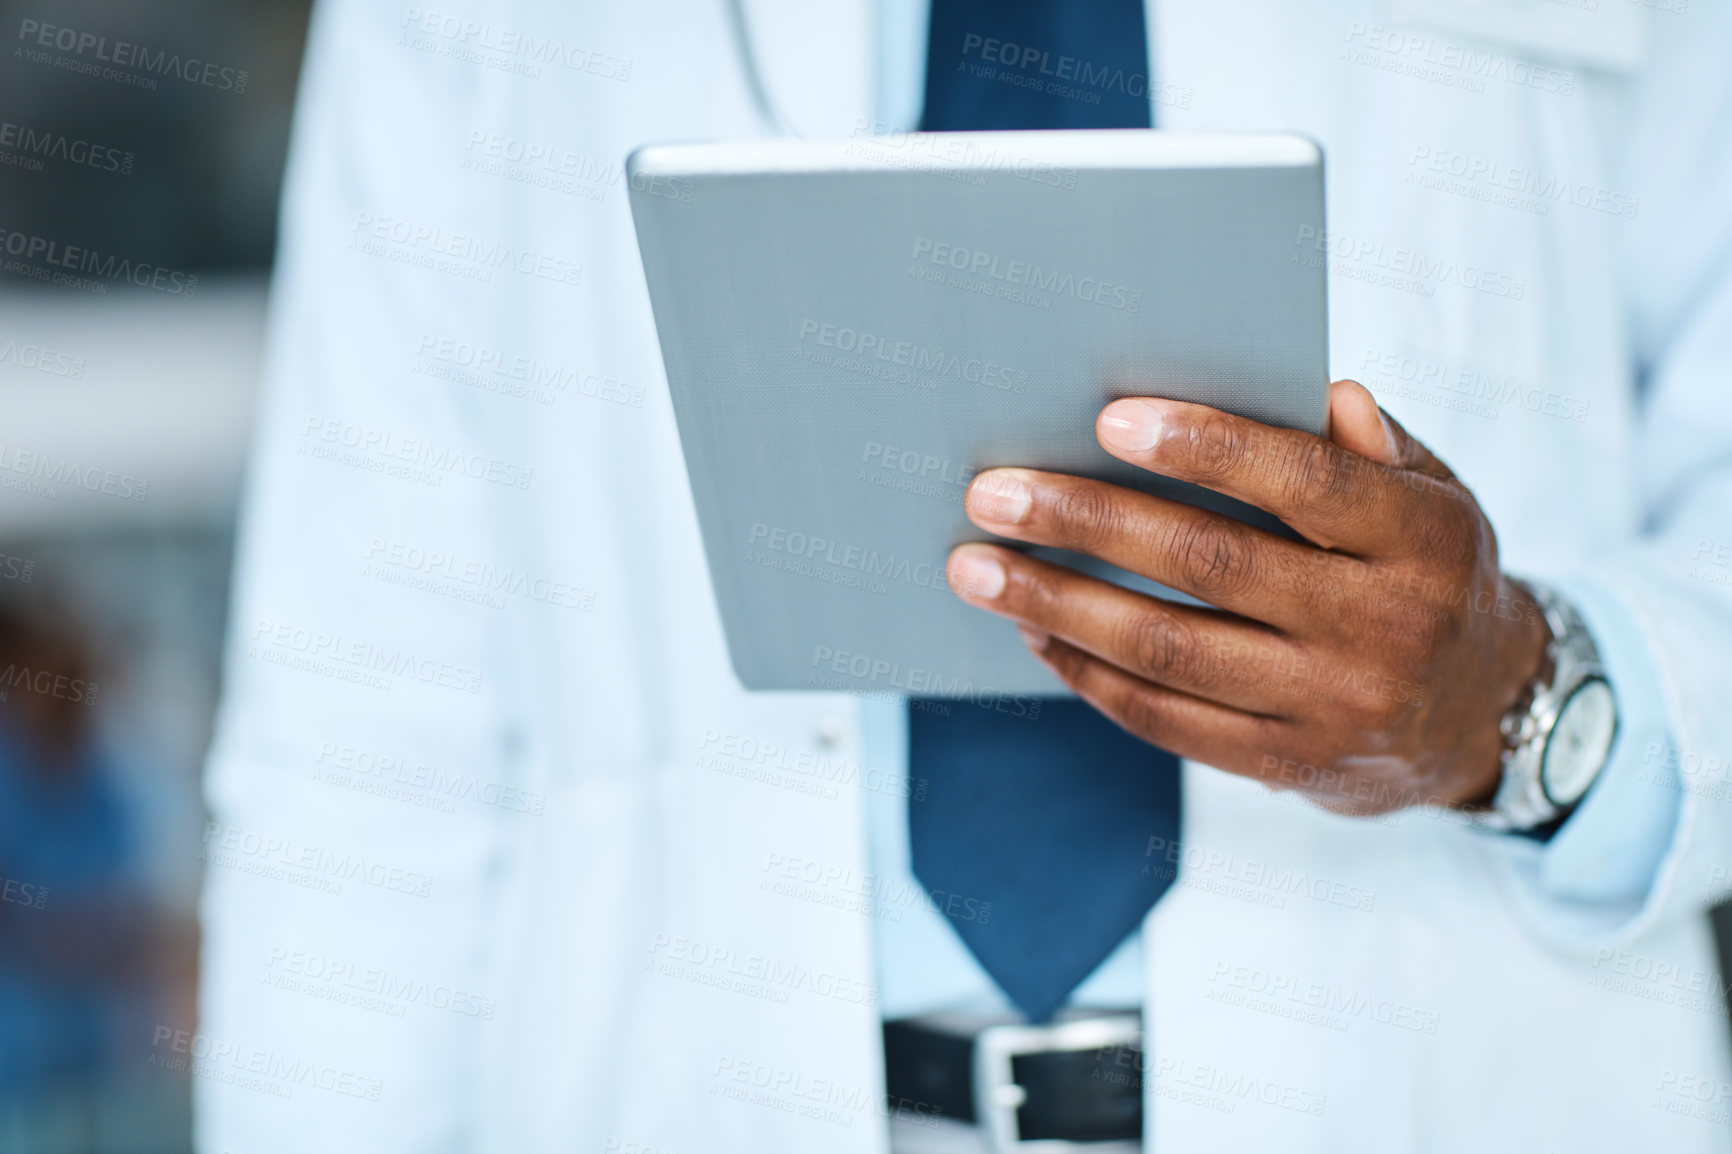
left=723, top=0, right=797, bottom=136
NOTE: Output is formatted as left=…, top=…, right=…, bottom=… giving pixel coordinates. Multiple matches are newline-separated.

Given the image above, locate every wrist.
left=1460, top=577, right=1553, bottom=809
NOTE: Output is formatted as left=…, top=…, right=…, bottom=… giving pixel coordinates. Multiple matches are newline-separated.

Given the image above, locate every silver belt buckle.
left=972, top=1013, right=1142, bottom=1153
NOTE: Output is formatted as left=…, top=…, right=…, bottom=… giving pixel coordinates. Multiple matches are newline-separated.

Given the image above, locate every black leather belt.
left=884, top=1012, right=1143, bottom=1148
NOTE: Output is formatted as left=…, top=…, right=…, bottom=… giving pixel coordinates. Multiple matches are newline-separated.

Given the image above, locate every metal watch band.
left=1470, top=581, right=1610, bottom=833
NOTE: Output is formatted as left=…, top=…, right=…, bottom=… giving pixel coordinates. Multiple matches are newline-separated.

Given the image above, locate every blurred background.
left=5, top=5, right=1732, bottom=1153
left=0, top=1, right=311, bottom=1149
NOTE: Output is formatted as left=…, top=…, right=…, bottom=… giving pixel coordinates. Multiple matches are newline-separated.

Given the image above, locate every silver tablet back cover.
left=628, top=131, right=1327, bottom=696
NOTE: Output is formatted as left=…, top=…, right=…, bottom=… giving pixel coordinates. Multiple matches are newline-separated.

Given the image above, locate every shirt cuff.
left=1514, top=578, right=1682, bottom=906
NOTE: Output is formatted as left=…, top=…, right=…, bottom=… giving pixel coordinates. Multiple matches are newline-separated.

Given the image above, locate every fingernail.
left=1017, top=625, right=1050, bottom=652
left=1099, top=399, right=1168, bottom=453
left=948, top=547, right=1006, bottom=600
left=968, top=470, right=1032, bottom=526
left=1378, top=410, right=1399, bottom=461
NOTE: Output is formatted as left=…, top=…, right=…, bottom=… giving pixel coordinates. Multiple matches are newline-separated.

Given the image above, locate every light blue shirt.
left=864, top=0, right=1683, bottom=1021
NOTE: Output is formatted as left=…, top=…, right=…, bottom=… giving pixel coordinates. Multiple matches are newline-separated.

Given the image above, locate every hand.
left=944, top=380, right=1551, bottom=816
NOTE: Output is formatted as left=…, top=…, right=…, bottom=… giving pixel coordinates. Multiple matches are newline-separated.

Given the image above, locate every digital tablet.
left=628, top=131, right=1327, bottom=696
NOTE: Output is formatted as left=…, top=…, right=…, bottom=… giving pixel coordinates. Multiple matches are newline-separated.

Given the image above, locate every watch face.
left=1541, top=679, right=1617, bottom=806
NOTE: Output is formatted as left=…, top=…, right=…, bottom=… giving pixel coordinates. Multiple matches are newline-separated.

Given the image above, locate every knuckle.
left=1045, top=482, right=1118, bottom=551
left=1170, top=517, right=1254, bottom=601
left=1281, top=438, right=1358, bottom=516
left=1186, top=412, right=1251, bottom=481
left=1367, top=693, right=1409, bottom=730
left=1344, top=693, right=1397, bottom=734
left=1369, top=676, right=1424, bottom=729
left=1326, top=663, right=1408, bottom=729
left=1122, top=612, right=1197, bottom=685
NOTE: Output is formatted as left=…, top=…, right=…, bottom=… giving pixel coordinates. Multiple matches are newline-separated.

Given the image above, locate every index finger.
left=1095, top=396, right=1446, bottom=555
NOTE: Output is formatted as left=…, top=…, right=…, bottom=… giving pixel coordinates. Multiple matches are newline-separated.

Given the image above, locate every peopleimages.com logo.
left=0, top=338, right=85, bottom=378
left=15, top=18, right=249, bottom=92
left=0, top=119, right=133, bottom=175
left=910, top=237, right=1143, bottom=312
left=807, top=645, right=1043, bottom=720
left=0, top=228, right=198, bottom=296
left=797, top=320, right=1028, bottom=394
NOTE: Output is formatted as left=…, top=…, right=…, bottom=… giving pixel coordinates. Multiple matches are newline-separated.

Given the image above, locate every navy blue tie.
left=910, top=0, right=1182, bottom=1025
left=921, top=0, right=1155, bottom=131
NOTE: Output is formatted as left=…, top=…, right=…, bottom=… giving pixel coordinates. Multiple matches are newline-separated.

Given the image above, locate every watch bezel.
left=1539, top=676, right=1617, bottom=808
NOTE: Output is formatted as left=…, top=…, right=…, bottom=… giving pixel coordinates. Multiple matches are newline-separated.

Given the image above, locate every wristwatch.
left=1471, top=582, right=1619, bottom=833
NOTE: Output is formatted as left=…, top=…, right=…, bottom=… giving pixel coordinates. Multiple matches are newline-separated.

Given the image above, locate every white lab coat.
left=197, top=0, right=1732, bottom=1150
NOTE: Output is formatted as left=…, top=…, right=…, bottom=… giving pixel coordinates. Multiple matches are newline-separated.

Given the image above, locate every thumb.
left=1327, top=378, right=1455, bottom=480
